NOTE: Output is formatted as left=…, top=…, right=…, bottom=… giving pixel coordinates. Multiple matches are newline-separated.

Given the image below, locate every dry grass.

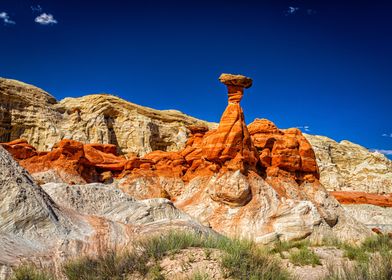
left=12, top=231, right=294, bottom=280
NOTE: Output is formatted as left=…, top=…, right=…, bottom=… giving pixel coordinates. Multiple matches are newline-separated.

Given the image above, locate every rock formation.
left=248, top=119, right=319, bottom=182
left=0, top=77, right=215, bottom=156
left=2, top=76, right=390, bottom=204
left=0, top=145, right=214, bottom=277
left=305, top=134, right=392, bottom=194
left=2, top=74, right=371, bottom=244
left=1, top=138, right=128, bottom=184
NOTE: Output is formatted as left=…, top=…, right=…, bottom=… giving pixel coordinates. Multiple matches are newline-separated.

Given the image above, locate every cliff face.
left=0, top=78, right=215, bottom=156
left=1, top=74, right=371, bottom=244
left=0, top=78, right=60, bottom=149
left=2, top=77, right=392, bottom=202
left=305, top=134, right=392, bottom=194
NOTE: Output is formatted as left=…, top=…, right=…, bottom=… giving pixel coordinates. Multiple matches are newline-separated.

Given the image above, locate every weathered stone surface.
left=0, top=78, right=60, bottom=150
left=0, top=78, right=216, bottom=156
left=0, top=75, right=374, bottom=248
left=342, top=204, right=392, bottom=232
left=249, top=119, right=319, bottom=181
left=305, top=134, right=392, bottom=194
left=113, top=74, right=371, bottom=243
left=0, top=146, right=215, bottom=275
left=331, top=191, right=392, bottom=207
left=218, top=73, right=253, bottom=89
left=201, top=77, right=258, bottom=173
left=2, top=77, right=390, bottom=202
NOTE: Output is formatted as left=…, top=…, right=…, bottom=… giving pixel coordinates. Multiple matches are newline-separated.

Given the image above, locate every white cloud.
left=0, top=12, right=16, bottom=25
left=382, top=133, right=392, bottom=138
left=370, top=149, right=392, bottom=156
left=296, top=125, right=311, bottom=132
left=35, top=13, right=57, bottom=25
left=285, top=6, right=299, bottom=15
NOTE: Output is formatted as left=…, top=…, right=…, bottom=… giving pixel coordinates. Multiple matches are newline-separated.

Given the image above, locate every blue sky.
left=0, top=0, right=391, bottom=158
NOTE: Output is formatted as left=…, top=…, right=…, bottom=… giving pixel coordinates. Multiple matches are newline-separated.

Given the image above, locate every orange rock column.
left=201, top=73, right=258, bottom=173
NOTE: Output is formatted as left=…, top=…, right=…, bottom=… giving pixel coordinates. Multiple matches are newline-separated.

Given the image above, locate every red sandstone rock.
left=331, top=191, right=392, bottom=207
left=201, top=74, right=258, bottom=173
left=0, top=139, right=129, bottom=184
left=372, top=227, right=383, bottom=235
left=0, top=139, right=38, bottom=159
left=248, top=118, right=319, bottom=181
left=0, top=74, right=375, bottom=243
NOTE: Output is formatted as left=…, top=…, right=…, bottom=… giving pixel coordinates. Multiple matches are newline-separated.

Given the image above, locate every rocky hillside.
left=305, top=134, right=392, bottom=194
left=0, top=78, right=215, bottom=156
left=1, top=74, right=392, bottom=278
left=0, top=144, right=213, bottom=277
left=1, top=77, right=391, bottom=196
left=0, top=74, right=371, bottom=245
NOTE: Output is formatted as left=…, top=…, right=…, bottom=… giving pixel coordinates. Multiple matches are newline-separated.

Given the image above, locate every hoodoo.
left=201, top=74, right=258, bottom=173
left=1, top=74, right=371, bottom=243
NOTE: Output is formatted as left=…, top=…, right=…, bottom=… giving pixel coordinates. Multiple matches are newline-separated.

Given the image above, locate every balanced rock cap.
left=219, top=73, right=253, bottom=89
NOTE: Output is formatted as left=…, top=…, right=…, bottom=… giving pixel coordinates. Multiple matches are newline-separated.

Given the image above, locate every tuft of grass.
left=289, top=247, right=321, bottom=267
left=11, top=265, right=54, bottom=280
left=13, top=231, right=294, bottom=280
left=63, top=250, right=148, bottom=280
left=325, top=252, right=392, bottom=280
left=147, top=264, right=165, bottom=280
left=361, top=234, right=392, bottom=253
left=270, top=239, right=310, bottom=257
left=341, top=244, right=369, bottom=263
left=143, top=232, right=293, bottom=280
left=220, top=238, right=293, bottom=280
left=188, top=270, right=211, bottom=280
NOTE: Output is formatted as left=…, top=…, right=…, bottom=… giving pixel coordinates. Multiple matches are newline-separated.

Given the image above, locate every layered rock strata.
left=0, top=77, right=215, bottom=156
left=1, top=74, right=371, bottom=243
left=0, top=145, right=214, bottom=277
left=2, top=77, right=391, bottom=204
left=305, top=134, right=392, bottom=194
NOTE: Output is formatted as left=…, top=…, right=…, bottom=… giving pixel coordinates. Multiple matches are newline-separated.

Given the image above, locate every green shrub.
left=188, top=270, right=211, bottom=280
left=341, top=244, right=369, bottom=263
left=11, top=265, right=54, bottom=280
left=220, top=239, right=293, bottom=280
left=147, top=264, right=165, bottom=280
left=288, top=247, right=321, bottom=267
left=270, top=239, right=310, bottom=257
left=63, top=250, right=148, bottom=280
left=362, top=234, right=392, bottom=252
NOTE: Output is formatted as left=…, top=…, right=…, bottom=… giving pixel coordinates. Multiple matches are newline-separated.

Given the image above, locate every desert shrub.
left=288, top=247, right=321, bottom=267
left=11, top=265, right=54, bottom=280
left=219, top=238, right=293, bottom=280
left=361, top=234, right=392, bottom=252
left=147, top=264, right=165, bottom=280
left=335, top=234, right=392, bottom=264
left=142, top=231, right=293, bottom=279
left=341, top=243, right=369, bottom=263
left=141, top=230, right=209, bottom=260
left=63, top=250, right=148, bottom=280
left=15, top=231, right=293, bottom=280
left=270, top=239, right=310, bottom=257
left=188, top=270, right=211, bottom=280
